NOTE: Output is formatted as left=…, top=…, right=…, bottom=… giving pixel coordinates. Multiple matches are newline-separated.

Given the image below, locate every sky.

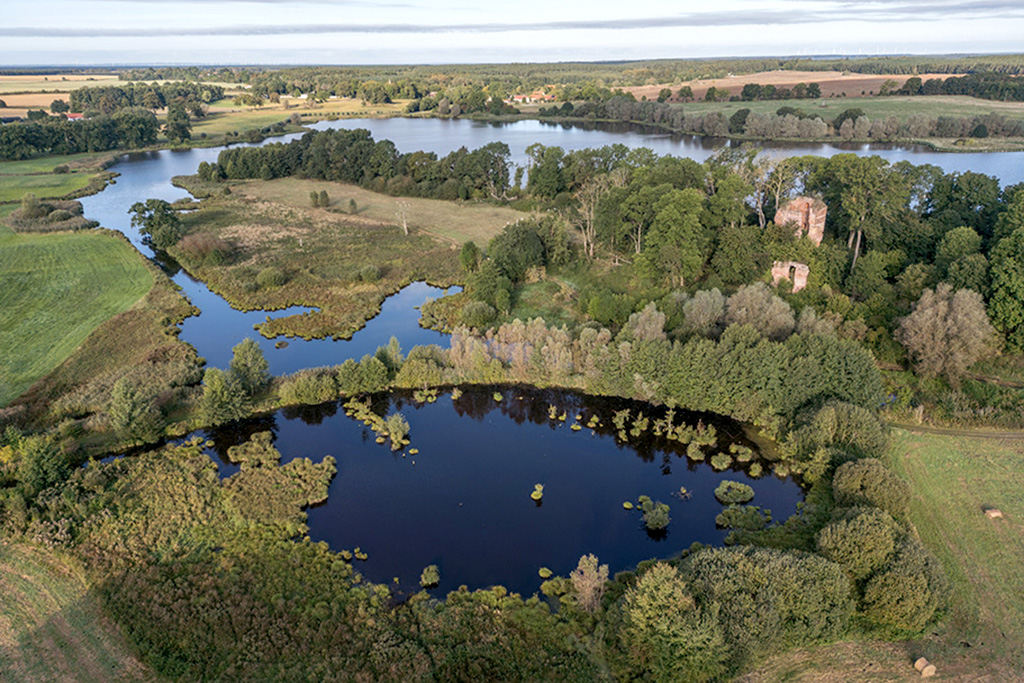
left=2, top=0, right=1023, bottom=66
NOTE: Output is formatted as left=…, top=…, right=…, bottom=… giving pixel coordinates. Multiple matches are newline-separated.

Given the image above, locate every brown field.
left=625, top=70, right=962, bottom=101
left=0, top=73, right=120, bottom=95
left=0, top=92, right=72, bottom=117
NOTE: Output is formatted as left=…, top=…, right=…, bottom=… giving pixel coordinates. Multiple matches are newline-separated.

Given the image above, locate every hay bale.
left=984, top=508, right=1003, bottom=519
left=922, top=663, right=937, bottom=677
left=914, top=657, right=930, bottom=672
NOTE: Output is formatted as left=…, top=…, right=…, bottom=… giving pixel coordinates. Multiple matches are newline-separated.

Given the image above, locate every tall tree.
left=164, top=100, right=192, bottom=143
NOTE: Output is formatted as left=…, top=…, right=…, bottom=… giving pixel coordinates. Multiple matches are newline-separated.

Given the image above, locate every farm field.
left=0, top=542, right=150, bottom=682
left=0, top=73, right=121, bottom=94
left=0, top=228, right=153, bottom=406
left=677, top=94, right=1024, bottom=125
left=0, top=153, right=117, bottom=204
left=625, top=70, right=960, bottom=101
left=193, top=97, right=411, bottom=137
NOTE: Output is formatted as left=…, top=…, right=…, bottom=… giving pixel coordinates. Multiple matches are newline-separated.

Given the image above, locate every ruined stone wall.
left=771, top=261, right=810, bottom=293
left=775, top=197, right=826, bottom=246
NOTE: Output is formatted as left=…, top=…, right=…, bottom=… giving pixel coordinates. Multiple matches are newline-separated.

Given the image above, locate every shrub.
left=832, top=458, right=911, bottom=520
left=460, top=301, right=497, bottom=328
left=815, top=507, right=900, bottom=581
left=619, top=563, right=729, bottom=683
left=715, top=505, right=770, bottom=531
left=279, top=369, right=337, bottom=405
left=724, top=282, right=795, bottom=340
left=256, top=267, right=287, bottom=289
left=685, top=546, right=853, bottom=665
left=419, top=564, right=440, bottom=588
left=53, top=164, right=69, bottom=174
left=862, top=537, right=948, bottom=633
left=47, top=209, right=72, bottom=222
left=229, top=338, right=270, bottom=396
left=358, top=264, right=381, bottom=282
left=20, top=193, right=48, bottom=219
left=714, top=480, right=755, bottom=505
left=108, top=377, right=162, bottom=443
left=640, top=498, right=671, bottom=531
left=200, top=368, right=250, bottom=424
left=179, top=234, right=233, bottom=265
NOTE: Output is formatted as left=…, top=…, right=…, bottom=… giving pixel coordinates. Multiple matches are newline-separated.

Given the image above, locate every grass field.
left=679, top=95, right=1024, bottom=126
left=0, top=152, right=118, bottom=204
left=0, top=542, right=150, bottom=682
left=237, top=177, right=528, bottom=245
left=887, top=429, right=1024, bottom=680
left=741, top=428, right=1024, bottom=682
left=0, top=229, right=153, bottom=406
left=192, top=98, right=410, bottom=139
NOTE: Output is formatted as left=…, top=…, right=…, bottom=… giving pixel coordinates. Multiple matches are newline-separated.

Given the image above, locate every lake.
left=197, top=385, right=801, bottom=596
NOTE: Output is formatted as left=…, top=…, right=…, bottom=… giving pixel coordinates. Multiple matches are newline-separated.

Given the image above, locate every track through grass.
left=0, top=542, right=150, bottom=682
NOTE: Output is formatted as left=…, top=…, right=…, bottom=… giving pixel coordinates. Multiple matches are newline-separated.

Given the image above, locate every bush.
left=862, top=537, right=948, bottom=633
left=47, top=209, right=72, bottom=222
left=256, top=267, right=287, bottom=289
left=640, top=498, right=671, bottom=531
left=53, top=164, right=69, bottom=174
left=833, top=459, right=911, bottom=520
left=358, top=264, right=381, bottom=282
left=715, top=505, right=770, bottom=531
left=279, top=369, right=338, bottom=405
left=460, top=301, right=497, bottom=328
left=685, top=546, right=853, bottom=665
left=419, top=564, right=440, bottom=588
left=229, top=338, right=270, bottom=396
left=713, top=480, right=755, bottom=505
left=815, top=507, right=900, bottom=580
left=619, top=563, right=729, bottom=683
left=179, top=234, right=233, bottom=266
left=200, top=368, right=250, bottom=424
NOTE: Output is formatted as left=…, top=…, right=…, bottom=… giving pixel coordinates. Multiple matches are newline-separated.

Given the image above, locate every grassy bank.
left=0, top=542, right=150, bottom=682
left=0, top=228, right=153, bottom=406
left=0, top=152, right=120, bottom=204
left=170, top=176, right=526, bottom=339
left=886, top=429, right=1024, bottom=680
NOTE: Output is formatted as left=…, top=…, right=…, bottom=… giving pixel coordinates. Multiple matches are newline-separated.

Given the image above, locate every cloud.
left=2, top=1, right=1022, bottom=38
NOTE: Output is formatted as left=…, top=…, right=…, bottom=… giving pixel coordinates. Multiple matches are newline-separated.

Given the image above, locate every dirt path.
left=889, top=422, right=1024, bottom=440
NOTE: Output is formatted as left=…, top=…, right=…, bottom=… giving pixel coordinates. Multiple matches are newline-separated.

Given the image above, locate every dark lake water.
left=195, top=385, right=801, bottom=596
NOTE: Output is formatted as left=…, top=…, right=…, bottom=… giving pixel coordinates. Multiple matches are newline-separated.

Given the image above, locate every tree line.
left=69, top=81, right=224, bottom=115
left=0, top=108, right=159, bottom=160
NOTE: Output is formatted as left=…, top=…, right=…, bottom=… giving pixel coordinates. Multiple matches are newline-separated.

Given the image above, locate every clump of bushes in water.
left=343, top=398, right=410, bottom=450
left=714, top=480, right=755, bottom=505
left=716, top=505, right=771, bottom=531
left=637, top=495, right=671, bottom=531
left=419, top=564, right=440, bottom=588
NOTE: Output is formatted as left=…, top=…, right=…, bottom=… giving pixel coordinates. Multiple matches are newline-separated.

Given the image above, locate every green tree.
left=896, top=283, right=997, bottom=384
left=833, top=459, right=911, bottom=520
left=108, top=377, right=162, bottom=442
left=639, top=188, right=709, bottom=287
left=318, top=190, right=329, bottom=208
left=200, top=368, right=250, bottom=424
left=459, top=240, right=480, bottom=272
left=164, top=100, right=192, bottom=143
left=815, top=507, right=900, bottom=580
left=50, top=99, right=69, bottom=113
left=16, top=436, right=69, bottom=498
left=619, top=563, right=729, bottom=683
left=989, top=226, right=1024, bottom=351
left=129, top=198, right=182, bottom=249
left=570, top=553, right=608, bottom=613
left=656, top=88, right=672, bottom=103
left=229, top=338, right=270, bottom=396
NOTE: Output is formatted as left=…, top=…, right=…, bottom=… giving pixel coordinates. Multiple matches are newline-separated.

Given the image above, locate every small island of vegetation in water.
left=1, top=51, right=1024, bottom=682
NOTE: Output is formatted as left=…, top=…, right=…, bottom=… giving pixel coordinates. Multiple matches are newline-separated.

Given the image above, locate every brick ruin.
left=770, top=196, right=826, bottom=293
left=775, top=196, right=826, bottom=246
left=771, top=261, right=810, bottom=293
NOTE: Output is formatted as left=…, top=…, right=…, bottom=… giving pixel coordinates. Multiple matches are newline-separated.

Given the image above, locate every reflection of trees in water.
left=282, top=400, right=339, bottom=425
left=205, top=414, right=278, bottom=461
